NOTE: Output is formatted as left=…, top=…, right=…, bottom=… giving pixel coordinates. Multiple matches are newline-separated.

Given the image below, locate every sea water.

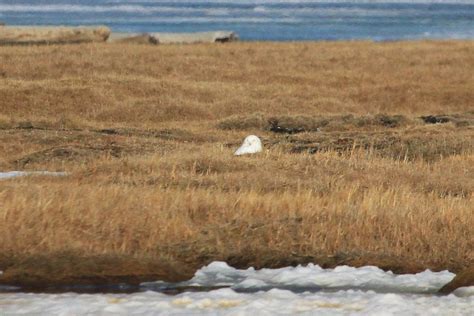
left=1, top=0, right=474, bottom=41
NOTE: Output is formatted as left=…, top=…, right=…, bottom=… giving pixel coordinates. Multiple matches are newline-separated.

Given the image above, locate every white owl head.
left=234, top=135, right=263, bottom=156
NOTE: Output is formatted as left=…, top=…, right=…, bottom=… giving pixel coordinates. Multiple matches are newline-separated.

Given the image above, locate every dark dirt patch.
left=16, top=121, right=37, bottom=130
left=420, top=115, right=450, bottom=124
left=4, top=123, right=213, bottom=144
left=0, top=252, right=192, bottom=288
left=3, top=128, right=179, bottom=168
left=219, top=112, right=474, bottom=133
left=217, top=113, right=410, bottom=132
left=95, top=128, right=215, bottom=143
left=0, top=251, right=442, bottom=290
left=217, top=112, right=267, bottom=131
left=420, top=113, right=474, bottom=127
left=266, top=116, right=328, bottom=133
left=12, top=145, right=125, bottom=168
left=0, top=120, right=12, bottom=130
left=286, top=130, right=474, bottom=161
left=13, top=119, right=83, bottom=131
left=268, top=118, right=308, bottom=134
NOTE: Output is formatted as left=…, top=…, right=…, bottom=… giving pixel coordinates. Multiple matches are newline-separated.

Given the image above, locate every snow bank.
left=1, top=262, right=472, bottom=315
left=0, top=171, right=68, bottom=180
left=142, top=261, right=455, bottom=294
left=1, top=288, right=473, bottom=315
left=453, top=286, right=474, bottom=297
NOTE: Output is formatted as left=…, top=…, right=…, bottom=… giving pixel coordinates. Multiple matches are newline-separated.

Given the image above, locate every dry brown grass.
left=0, top=41, right=473, bottom=285
left=1, top=40, right=473, bottom=127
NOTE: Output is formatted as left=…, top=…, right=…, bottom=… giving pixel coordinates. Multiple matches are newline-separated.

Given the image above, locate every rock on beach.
left=152, top=31, right=238, bottom=44
left=107, top=33, right=159, bottom=45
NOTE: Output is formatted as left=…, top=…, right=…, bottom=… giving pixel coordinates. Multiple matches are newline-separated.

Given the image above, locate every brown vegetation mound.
left=439, top=266, right=474, bottom=294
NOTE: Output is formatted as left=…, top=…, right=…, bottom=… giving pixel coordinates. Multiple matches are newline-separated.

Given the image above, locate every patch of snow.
left=0, top=171, right=68, bottom=180
left=1, top=288, right=473, bottom=315
left=143, top=261, right=455, bottom=294
left=1, top=262, right=472, bottom=315
left=234, top=135, right=262, bottom=156
left=453, top=286, right=474, bottom=297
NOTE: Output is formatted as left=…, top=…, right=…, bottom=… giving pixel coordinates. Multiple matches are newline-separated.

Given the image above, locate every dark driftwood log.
left=0, top=26, right=111, bottom=45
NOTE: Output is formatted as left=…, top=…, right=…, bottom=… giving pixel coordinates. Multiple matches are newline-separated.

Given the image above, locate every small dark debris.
left=268, top=118, right=306, bottom=134
left=98, top=129, right=119, bottom=135
left=12, top=145, right=124, bottom=167
left=420, top=115, right=450, bottom=124
left=13, top=147, right=82, bottom=167
left=376, top=114, right=405, bottom=128
left=454, top=120, right=470, bottom=128
left=290, top=146, right=320, bottom=154
left=215, top=37, right=230, bottom=43
left=16, top=121, right=35, bottom=129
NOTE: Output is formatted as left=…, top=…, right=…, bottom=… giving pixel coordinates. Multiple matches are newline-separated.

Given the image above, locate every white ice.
left=453, top=286, right=474, bottom=298
left=2, top=262, right=473, bottom=315
left=143, top=261, right=455, bottom=294
left=1, top=287, right=473, bottom=316
left=234, top=135, right=263, bottom=156
left=0, top=171, right=68, bottom=180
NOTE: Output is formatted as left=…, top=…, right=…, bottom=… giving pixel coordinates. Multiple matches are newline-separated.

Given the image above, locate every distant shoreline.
left=1, top=25, right=474, bottom=46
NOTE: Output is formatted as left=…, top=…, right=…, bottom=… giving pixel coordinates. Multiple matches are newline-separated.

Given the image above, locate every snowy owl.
left=234, top=135, right=262, bottom=156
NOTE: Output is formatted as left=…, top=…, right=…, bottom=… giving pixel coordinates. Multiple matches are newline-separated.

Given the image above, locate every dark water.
left=1, top=1, right=474, bottom=41
left=1, top=282, right=437, bottom=295
left=0, top=283, right=300, bottom=295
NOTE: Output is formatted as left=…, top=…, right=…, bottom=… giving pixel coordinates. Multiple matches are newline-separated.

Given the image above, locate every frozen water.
left=2, top=262, right=473, bottom=315
left=143, top=261, right=455, bottom=294
left=1, top=287, right=473, bottom=315
left=453, top=286, right=474, bottom=298
left=0, top=171, right=68, bottom=180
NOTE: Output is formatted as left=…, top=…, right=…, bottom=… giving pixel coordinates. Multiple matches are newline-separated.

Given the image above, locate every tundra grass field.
left=0, top=41, right=473, bottom=287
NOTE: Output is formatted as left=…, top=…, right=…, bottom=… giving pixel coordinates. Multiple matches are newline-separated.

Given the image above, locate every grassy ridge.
left=1, top=41, right=473, bottom=127
left=0, top=41, right=473, bottom=285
